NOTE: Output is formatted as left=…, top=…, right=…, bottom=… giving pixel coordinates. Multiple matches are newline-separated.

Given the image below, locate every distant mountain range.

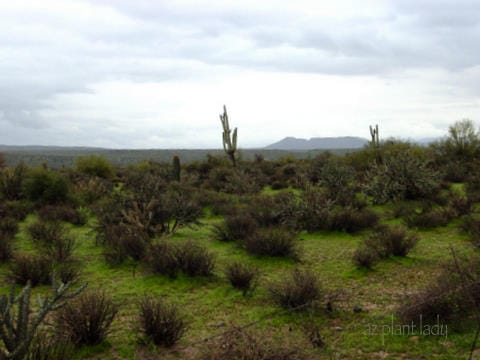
left=265, top=136, right=442, bottom=150
left=265, top=136, right=368, bottom=150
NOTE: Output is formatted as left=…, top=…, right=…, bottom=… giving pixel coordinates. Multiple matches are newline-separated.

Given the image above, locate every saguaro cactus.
left=172, top=155, right=181, bottom=182
left=369, top=124, right=380, bottom=148
left=0, top=281, right=86, bottom=360
left=220, top=105, right=238, bottom=167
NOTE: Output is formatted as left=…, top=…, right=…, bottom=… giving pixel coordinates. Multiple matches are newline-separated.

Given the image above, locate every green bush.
left=56, top=290, right=118, bottom=345
left=244, top=227, right=299, bottom=259
left=364, top=142, right=440, bottom=204
left=10, top=254, right=52, bottom=286
left=212, top=213, right=258, bottom=242
left=225, top=262, right=259, bottom=296
left=138, top=295, right=187, bottom=347
left=269, top=268, right=321, bottom=310
left=75, top=155, right=114, bottom=179
left=23, top=168, right=69, bottom=204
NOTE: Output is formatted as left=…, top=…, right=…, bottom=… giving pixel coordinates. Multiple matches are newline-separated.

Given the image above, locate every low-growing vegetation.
left=0, top=119, right=479, bottom=358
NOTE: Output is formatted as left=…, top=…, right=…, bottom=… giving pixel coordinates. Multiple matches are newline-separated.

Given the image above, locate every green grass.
left=0, top=204, right=478, bottom=359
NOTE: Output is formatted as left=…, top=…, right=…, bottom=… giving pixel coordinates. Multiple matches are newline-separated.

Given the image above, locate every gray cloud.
left=1, top=0, right=480, bottom=146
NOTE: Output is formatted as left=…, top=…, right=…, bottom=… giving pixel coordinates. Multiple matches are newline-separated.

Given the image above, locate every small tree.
left=447, top=119, right=479, bottom=157
left=219, top=105, right=238, bottom=167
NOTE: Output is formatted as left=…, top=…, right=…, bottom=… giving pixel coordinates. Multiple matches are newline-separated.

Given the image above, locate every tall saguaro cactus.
left=220, top=105, right=238, bottom=167
left=172, top=155, right=181, bottom=182
left=369, top=124, right=380, bottom=148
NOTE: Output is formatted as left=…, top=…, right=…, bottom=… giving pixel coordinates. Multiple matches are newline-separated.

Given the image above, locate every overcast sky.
left=1, top=0, right=480, bottom=148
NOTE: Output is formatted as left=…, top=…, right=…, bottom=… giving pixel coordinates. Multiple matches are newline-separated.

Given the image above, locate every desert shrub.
left=176, top=241, right=216, bottom=277
left=10, top=254, right=52, bottom=286
left=269, top=268, right=321, bottom=310
left=296, top=186, right=333, bottom=232
left=72, top=175, right=113, bottom=204
left=247, top=191, right=299, bottom=228
left=53, top=261, right=81, bottom=284
left=38, top=204, right=87, bottom=225
left=201, top=326, right=313, bottom=360
left=225, top=262, right=259, bottom=296
left=138, top=295, right=187, bottom=347
left=328, top=206, right=378, bottom=233
left=0, top=200, right=32, bottom=221
left=365, top=225, right=419, bottom=258
left=23, top=168, right=69, bottom=204
left=28, top=221, right=75, bottom=263
left=27, top=334, right=75, bottom=360
left=398, top=255, right=480, bottom=325
left=462, top=216, right=480, bottom=248
left=212, top=213, right=257, bottom=242
left=447, top=192, right=472, bottom=218
left=0, top=163, right=27, bottom=200
left=75, top=155, right=114, bottom=179
left=120, top=182, right=202, bottom=236
left=465, top=167, right=480, bottom=202
left=364, top=143, right=440, bottom=204
left=381, top=226, right=418, bottom=257
left=352, top=246, right=379, bottom=269
left=0, top=233, right=14, bottom=262
left=145, top=242, right=180, bottom=278
left=391, top=201, right=417, bottom=219
left=405, top=207, right=451, bottom=229
left=196, top=190, right=239, bottom=216
left=244, top=227, right=299, bottom=259
left=223, top=170, right=263, bottom=195
left=316, top=158, right=357, bottom=204
left=0, top=217, right=18, bottom=238
left=103, top=224, right=150, bottom=264
left=55, top=290, right=118, bottom=345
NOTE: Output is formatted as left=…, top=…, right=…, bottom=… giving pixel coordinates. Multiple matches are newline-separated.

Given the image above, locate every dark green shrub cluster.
left=269, top=268, right=321, bottom=310
left=404, top=207, right=451, bottom=229
left=146, top=241, right=215, bottom=278
left=75, top=155, right=114, bottom=179
left=328, top=206, right=378, bottom=233
left=0, top=217, right=16, bottom=262
left=23, top=168, right=69, bottom=204
left=96, top=181, right=201, bottom=238
left=244, top=227, right=299, bottom=259
left=138, top=295, right=187, bottom=347
left=103, top=224, right=150, bottom=264
left=0, top=163, right=27, bottom=200
left=225, top=262, right=259, bottom=296
left=55, top=290, right=118, bottom=345
left=0, top=199, right=32, bottom=221
left=175, top=241, right=216, bottom=277
left=398, top=255, right=480, bottom=325
left=364, top=143, right=440, bottom=204
left=72, top=175, right=113, bottom=204
left=462, top=216, right=480, bottom=248
left=246, top=191, right=299, bottom=228
left=38, top=204, right=87, bottom=225
left=28, top=221, right=76, bottom=263
left=353, top=225, right=419, bottom=268
left=10, top=254, right=52, bottom=286
left=212, top=212, right=258, bottom=242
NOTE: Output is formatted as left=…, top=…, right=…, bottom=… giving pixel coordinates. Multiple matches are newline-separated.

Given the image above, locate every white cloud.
left=1, top=0, right=480, bottom=147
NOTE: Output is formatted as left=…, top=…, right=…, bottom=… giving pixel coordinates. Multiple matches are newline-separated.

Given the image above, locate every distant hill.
left=0, top=145, right=354, bottom=168
left=265, top=136, right=368, bottom=150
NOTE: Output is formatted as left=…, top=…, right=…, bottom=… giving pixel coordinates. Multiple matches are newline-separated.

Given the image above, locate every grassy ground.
left=1, top=203, right=478, bottom=359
